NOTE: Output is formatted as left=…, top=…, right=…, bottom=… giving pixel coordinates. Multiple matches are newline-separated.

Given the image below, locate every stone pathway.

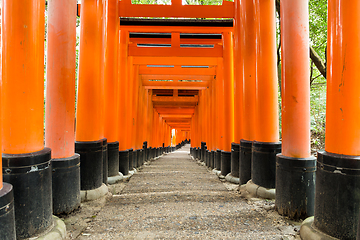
left=65, top=144, right=301, bottom=239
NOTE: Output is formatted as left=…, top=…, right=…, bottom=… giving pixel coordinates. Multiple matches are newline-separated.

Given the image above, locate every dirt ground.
left=61, top=146, right=303, bottom=240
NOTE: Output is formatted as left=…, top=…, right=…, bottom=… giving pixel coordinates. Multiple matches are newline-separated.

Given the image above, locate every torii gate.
left=0, top=0, right=360, bottom=240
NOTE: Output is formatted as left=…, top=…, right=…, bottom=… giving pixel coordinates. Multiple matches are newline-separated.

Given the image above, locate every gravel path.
left=65, top=144, right=301, bottom=239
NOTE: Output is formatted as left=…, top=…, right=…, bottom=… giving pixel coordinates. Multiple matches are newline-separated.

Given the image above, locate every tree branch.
left=310, top=46, right=326, bottom=78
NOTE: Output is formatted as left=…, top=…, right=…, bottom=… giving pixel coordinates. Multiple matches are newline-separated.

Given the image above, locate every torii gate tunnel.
left=0, top=0, right=359, bottom=239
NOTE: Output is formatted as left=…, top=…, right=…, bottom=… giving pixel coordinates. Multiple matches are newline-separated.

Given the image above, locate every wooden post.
left=2, top=0, right=52, bottom=237
left=277, top=0, right=316, bottom=221
left=46, top=0, right=81, bottom=215
left=301, top=0, right=360, bottom=238
left=251, top=0, right=281, bottom=190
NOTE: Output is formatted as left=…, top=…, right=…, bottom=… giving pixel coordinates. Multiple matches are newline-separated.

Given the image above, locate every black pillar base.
left=313, top=151, right=360, bottom=239
left=206, top=150, right=209, bottom=167
left=108, top=142, right=119, bottom=177
left=275, top=154, right=316, bottom=219
left=201, top=142, right=206, bottom=162
left=142, top=148, right=146, bottom=164
left=52, top=154, right=81, bottom=215
left=210, top=150, right=215, bottom=169
left=240, top=140, right=252, bottom=185
left=76, top=140, right=103, bottom=191
left=128, top=149, right=133, bottom=170
left=148, top=147, right=152, bottom=160
left=0, top=182, right=16, bottom=240
left=221, top=151, right=231, bottom=176
left=215, top=150, right=221, bottom=170
left=143, top=142, right=148, bottom=162
left=133, top=150, right=138, bottom=168
left=119, top=150, right=129, bottom=176
left=252, top=141, right=281, bottom=189
left=231, top=143, right=240, bottom=178
left=138, top=149, right=143, bottom=167
left=3, top=148, right=53, bottom=239
left=150, top=147, right=153, bottom=158
left=101, top=138, right=108, bottom=185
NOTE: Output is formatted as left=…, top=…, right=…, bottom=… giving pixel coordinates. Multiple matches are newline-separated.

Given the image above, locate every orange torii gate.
left=1, top=0, right=360, bottom=239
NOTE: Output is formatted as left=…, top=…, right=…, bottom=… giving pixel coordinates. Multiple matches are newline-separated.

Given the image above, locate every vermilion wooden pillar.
left=215, top=58, right=225, bottom=171
left=132, top=65, right=141, bottom=167
left=147, top=90, right=154, bottom=148
left=76, top=0, right=104, bottom=142
left=103, top=1, right=120, bottom=144
left=118, top=30, right=131, bottom=175
left=119, top=30, right=129, bottom=151
left=210, top=81, right=216, bottom=169
left=125, top=57, right=134, bottom=151
left=46, top=0, right=77, bottom=159
left=233, top=0, right=243, bottom=144
left=250, top=0, right=281, bottom=191
left=300, top=1, right=360, bottom=239
left=240, top=0, right=256, bottom=143
left=276, top=0, right=316, bottom=221
left=229, top=17, right=242, bottom=179
left=205, top=86, right=211, bottom=166
left=199, top=90, right=207, bottom=162
left=2, top=0, right=51, bottom=238
left=45, top=0, right=80, bottom=215
left=103, top=0, right=121, bottom=181
left=75, top=0, right=107, bottom=195
left=238, top=0, right=256, bottom=186
left=221, top=31, right=235, bottom=177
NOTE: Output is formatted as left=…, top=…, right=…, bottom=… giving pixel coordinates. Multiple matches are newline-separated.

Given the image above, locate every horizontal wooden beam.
left=172, top=127, right=191, bottom=130
left=129, top=45, right=222, bottom=58
left=121, top=26, right=233, bottom=34
left=142, top=75, right=213, bottom=81
left=143, top=80, right=209, bottom=89
left=130, top=38, right=222, bottom=45
left=156, top=107, right=195, bottom=115
left=166, top=121, right=191, bottom=124
left=153, top=96, right=198, bottom=107
left=139, top=65, right=216, bottom=75
left=145, top=86, right=207, bottom=90
left=119, top=0, right=234, bottom=19
left=133, top=57, right=219, bottom=66
left=161, top=114, right=193, bottom=119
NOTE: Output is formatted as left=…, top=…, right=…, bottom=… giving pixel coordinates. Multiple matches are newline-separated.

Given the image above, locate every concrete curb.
left=225, top=173, right=240, bottom=184
left=33, top=216, right=66, bottom=240
left=108, top=172, right=124, bottom=185
left=212, top=169, right=221, bottom=176
left=300, top=217, right=338, bottom=240
left=196, top=160, right=205, bottom=167
left=80, top=183, right=108, bottom=202
left=245, top=180, right=275, bottom=199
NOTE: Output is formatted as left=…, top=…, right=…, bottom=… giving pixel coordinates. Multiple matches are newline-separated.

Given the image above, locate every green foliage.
left=309, top=0, right=327, bottom=61
left=309, top=0, right=327, bottom=151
